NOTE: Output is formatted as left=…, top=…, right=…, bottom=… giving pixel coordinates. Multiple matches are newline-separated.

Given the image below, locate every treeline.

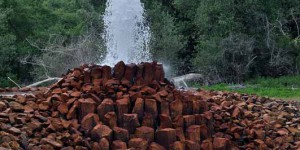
left=142, top=0, right=300, bottom=83
left=0, top=0, right=106, bottom=87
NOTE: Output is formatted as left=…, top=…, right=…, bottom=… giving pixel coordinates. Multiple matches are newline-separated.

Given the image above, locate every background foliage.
left=0, top=0, right=106, bottom=87
left=142, top=0, right=300, bottom=83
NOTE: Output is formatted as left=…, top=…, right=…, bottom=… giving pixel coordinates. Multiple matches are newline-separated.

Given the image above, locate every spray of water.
left=102, top=0, right=151, bottom=66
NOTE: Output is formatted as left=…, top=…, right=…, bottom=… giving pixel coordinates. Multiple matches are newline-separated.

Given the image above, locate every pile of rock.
left=0, top=61, right=300, bottom=150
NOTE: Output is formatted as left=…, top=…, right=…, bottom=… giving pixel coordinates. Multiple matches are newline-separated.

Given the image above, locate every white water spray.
left=102, top=0, right=151, bottom=66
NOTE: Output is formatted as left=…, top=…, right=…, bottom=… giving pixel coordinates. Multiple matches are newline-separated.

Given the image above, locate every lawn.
left=191, top=75, right=300, bottom=100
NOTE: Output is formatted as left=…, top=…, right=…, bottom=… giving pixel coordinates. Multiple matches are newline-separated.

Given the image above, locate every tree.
left=0, top=1, right=18, bottom=87
left=0, top=0, right=106, bottom=87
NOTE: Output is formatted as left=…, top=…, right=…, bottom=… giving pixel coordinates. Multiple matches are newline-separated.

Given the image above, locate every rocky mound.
left=0, top=61, right=300, bottom=150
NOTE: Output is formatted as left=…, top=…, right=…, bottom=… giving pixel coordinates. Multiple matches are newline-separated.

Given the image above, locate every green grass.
left=191, top=75, right=300, bottom=100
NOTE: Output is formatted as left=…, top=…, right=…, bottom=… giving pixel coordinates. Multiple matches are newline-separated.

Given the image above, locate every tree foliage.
left=143, top=0, right=300, bottom=83
left=0, top=0, right=106, bottom=87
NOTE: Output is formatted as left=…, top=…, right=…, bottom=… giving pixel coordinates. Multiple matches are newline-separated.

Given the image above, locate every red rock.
left=9, top=101, right=24, bottom=112
left=201, top=140, right=213, bottom=150
left=58, top=103, right=68, bottom=114
left=155, top=128, right=176, bottom=149
left=198, top=100, right=209, bottom=113
left=61, top=119, right=71, bottom=129
left=72, top=68, right=82, bottom=78
left=81, top=113, right=100, bottom=132
left=186, top=125, right=201, bottom=143
left=70, top=80, right=82, bottom=90
left=185, top=140, right=200, bottom=150
left=3, top=61, right=300, bottom=150
left=213, top=138, right=230, bottom=150
left=112, top=140, right=127, bottom=150
left=91, top=67, right=102, bottom=79
left=97, top=99, right=114, bottom=121
left=182, top=100, right=193, bottom=115
left=124, top=63, right=137, bottom=81
left=101, top=66, right=112, bottom=79
left=143, top=62, right=155, bottom=84
left=132, top=98, right=144, bottom=122
left=254, top=129, right=266, bottom=139
left=99, top=138, right=110, bottom=150
left=75, top=146, right=88, bottom=150
left=172, top=115, right=183, bottom=128
left=200, top=125, right=211, bottom=139
left=135, top=126, right=155, bottom=143
left=170, top=141, right=185, bottom=150
left=0, top=101, right=7, bottom=112
left=116, top=98, right=129, bottom=125
left=91, top=142, right=101, bottom=150
left=160, top=101, right=170, bottom=116
left=113, top=61, right=126, bottom=80
left=71, top=91, right=82, bottom=97
left=16, top=95, right=27, bottom=104
left=277, top=128, right=289, bottom=136
left=66, top=102, right=78, bottom=120
left=170, top=100, right=183, bottom=119
left=8, top=127, right=21, bottom=135
left=61, top=146, right=75, bottom=150
left=183, top=115, right=195, bottom=129
left=142, top=113, right=154, bottom=128
left=128, top=138, right=148, bottom=150
left=41, top=138, right=63, bottom=148
left=38, top=101, right=50, bottom=111
left=82, top=84, right=92, bottom=92
left=232, top=107, right=241, bottom=118
left=154, top=63, right=164, bottom=81
left=104, top=112, right=117, bottom=128
left=49, top=118, right=64, bottom=131
left=175, top=127, right=186, bottom=142
left=83, top=68, right=91, bottom=83
left=145, top=99, right=158, bottom=120
left=78, top=98, right=96, bottom=121
left=66, top=98, right=77, bottom=107
left=51, top=94, right=63, bottom=102
left=149, top=142, right=166, bottom=150
left=135, top=64, right=145, bottom=85
left=52, top=88, right=62, bottom=94
left=159, top=114, right=172, bottom=129
left=91, top=124, right=112, bottom=141
left=113, top=127, right=129, bottom=142
left=123, top=113, right=140, bottom=134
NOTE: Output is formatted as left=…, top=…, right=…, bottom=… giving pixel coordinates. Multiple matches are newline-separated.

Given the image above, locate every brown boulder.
left=123, top=113, right=140, bottom=134
left=149, top=142, right=166, bottom=150
left=135, top=126, right=155, bottom=143
left=112, top=140, right=127, bottom=150
left=97, top=99, right=114, bottom=121
left=132, top=98, right=144, bottom=122
left=113, top=127, right=129, bottom=142
left=113, top=61, right=126, bottom=80
left=99, top=138, right=110, bottom=150
left=128, top=138, right=148, bottom=150
left=91, top=125, right=112, bottom=141
left=155, top=128, right=176, bottom=149
left=213, top=138, right=230, bottom=150
left=78, top=98, right=96, bottom=121
left=81, top=113, right=100, bottom=132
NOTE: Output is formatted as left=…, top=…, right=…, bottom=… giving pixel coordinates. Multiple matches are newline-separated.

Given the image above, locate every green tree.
left=0, top=0, right=106, bottom=87
left=0, top=1, right=18, bottom=87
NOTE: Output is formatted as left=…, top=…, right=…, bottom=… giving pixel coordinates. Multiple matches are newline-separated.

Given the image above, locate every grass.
left=191, top=75, right=300, bottom=100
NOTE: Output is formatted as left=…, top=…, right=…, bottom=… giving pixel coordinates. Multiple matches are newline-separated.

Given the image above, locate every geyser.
left=102, top=0, right=151, bottom=66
